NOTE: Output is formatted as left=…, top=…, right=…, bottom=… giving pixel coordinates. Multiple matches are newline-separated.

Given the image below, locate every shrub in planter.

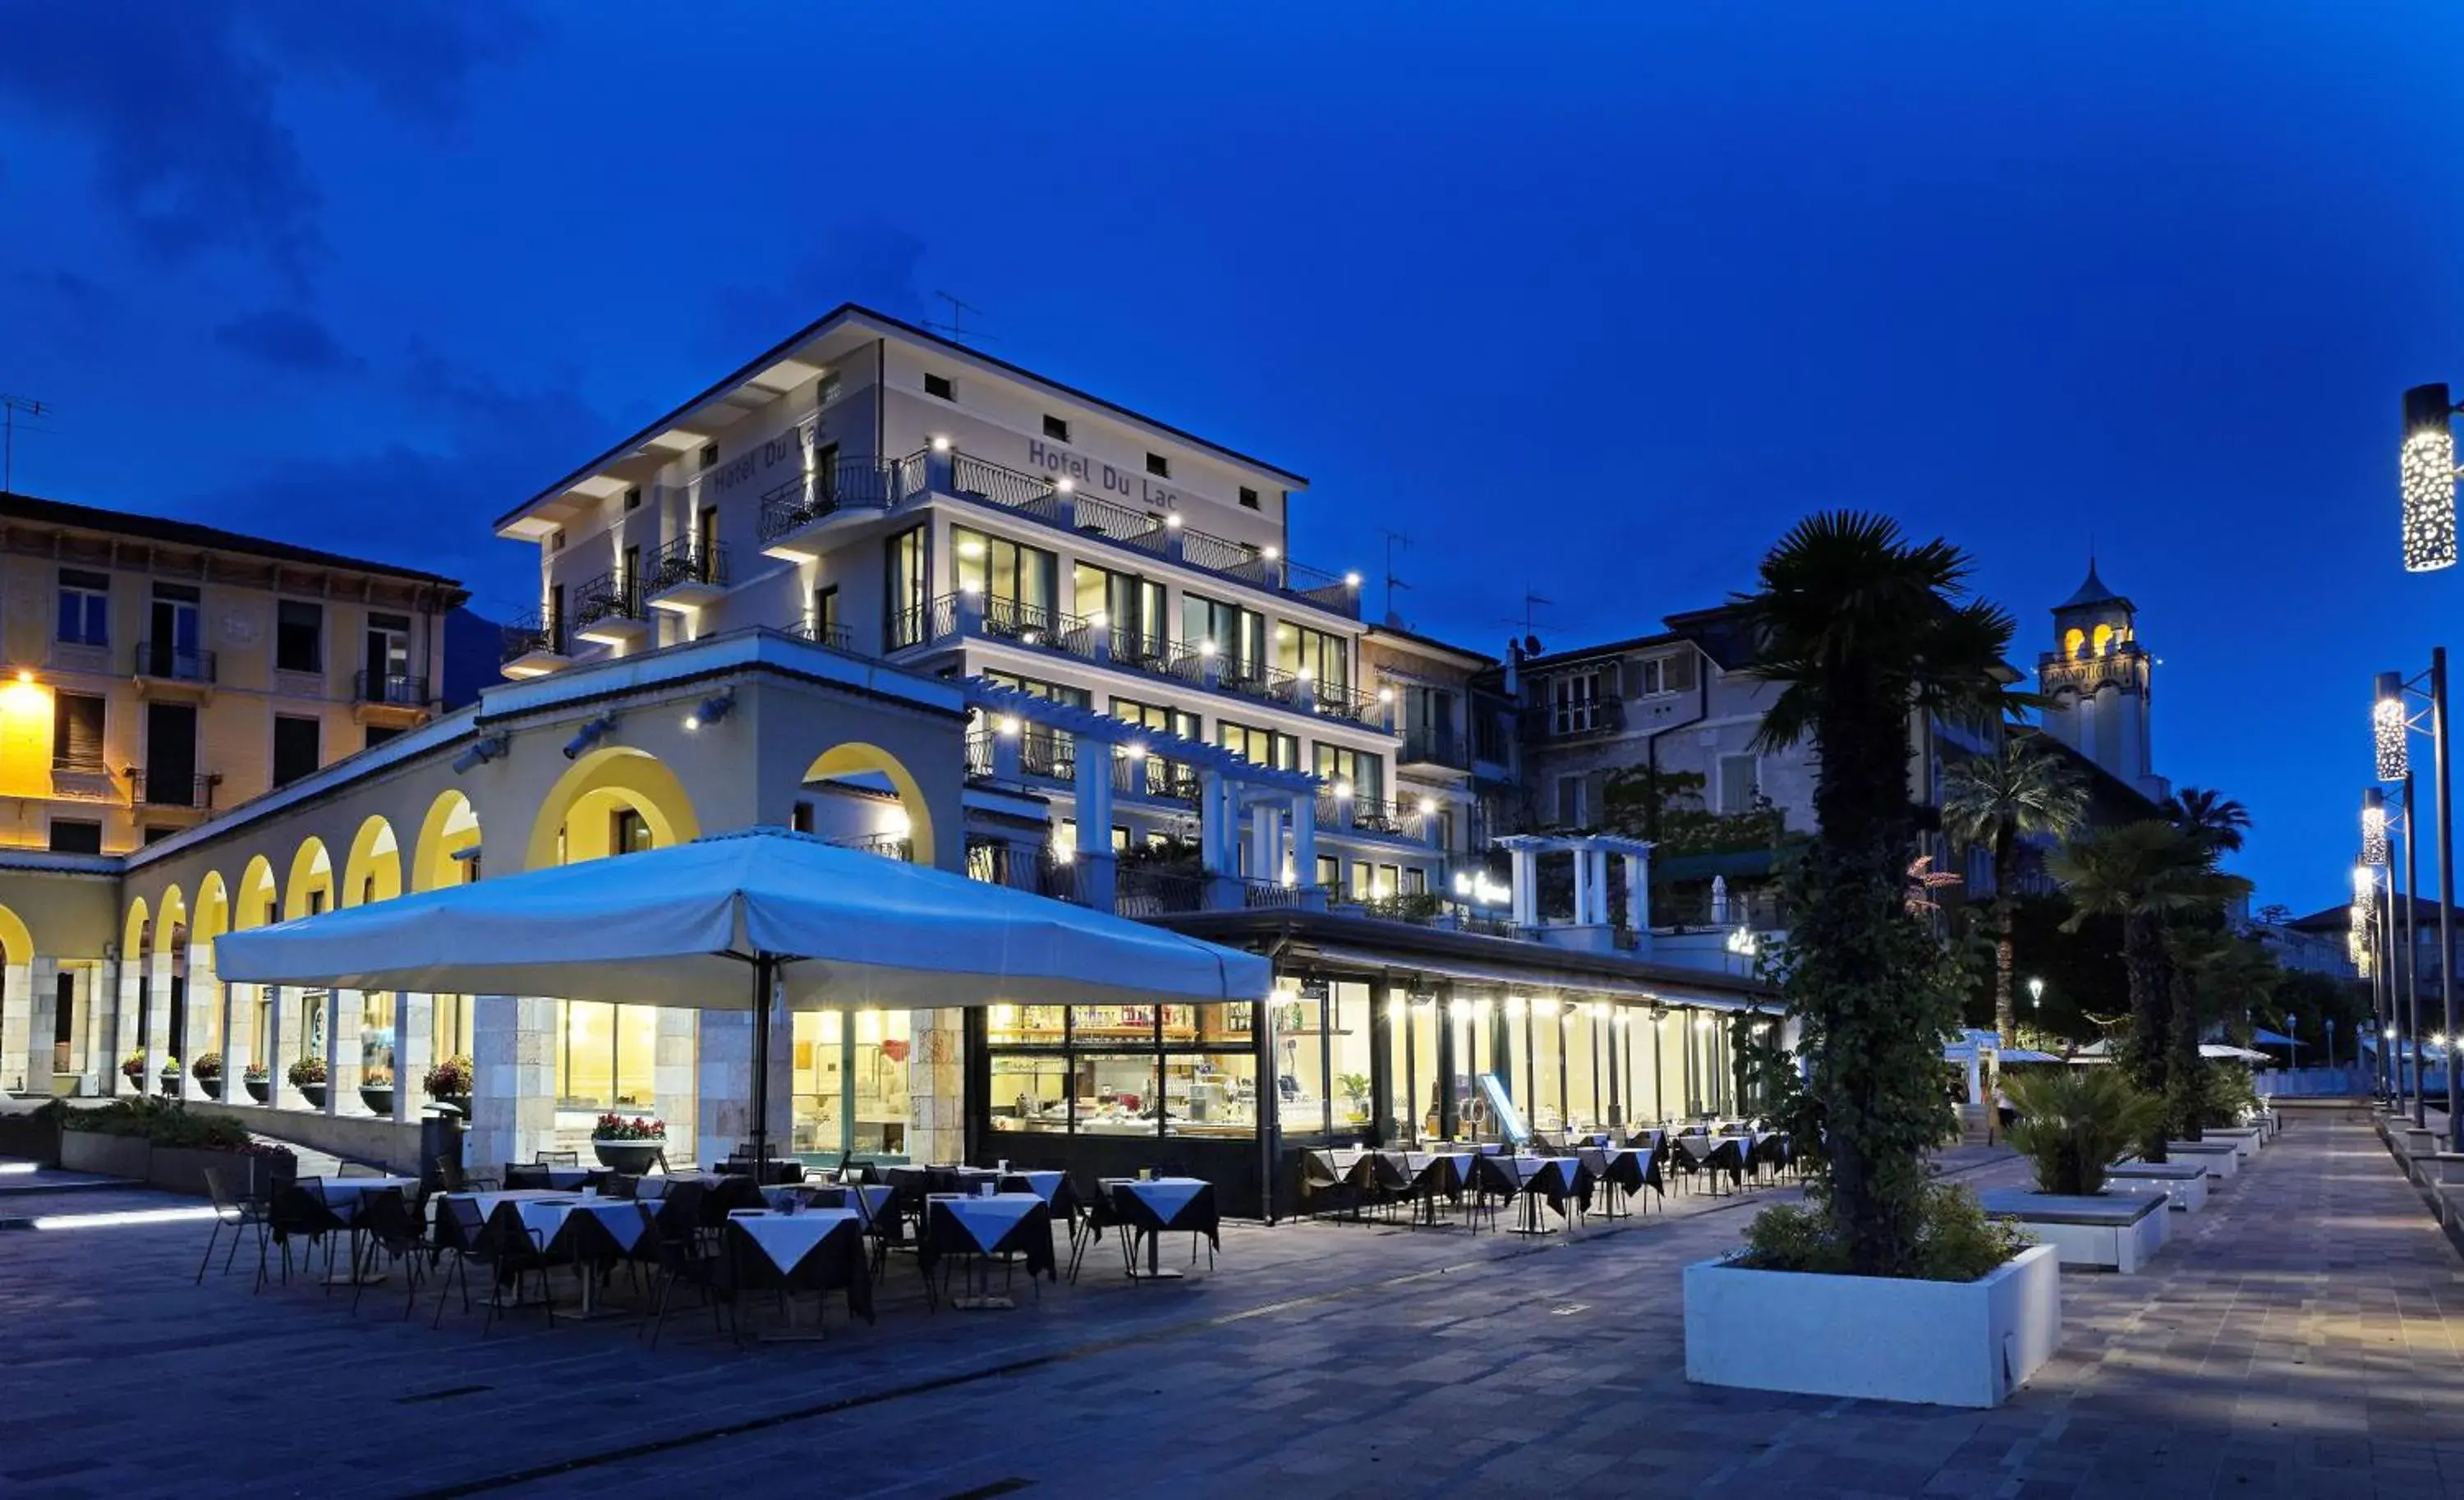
left=1735, top=1180, right=2030, bottom=1282
left=360, top=1065, right=396, bottom=1116
left=241, top=1065, right=271, bottom=1104
left=120, top=1051, right=147, bottom=1089
left=423, top=1053, right=474, bottom=1113
left=191, top=1052, right=223, bottom=1100
left=2003, top=1068, right=2163, bottom=1197
left=159, top=1057, right=182, bottom=1096
left=288, top=1056, right=327, bottom=1108
left=591, top=1112, right=666, bottom=1171
left=2198, top=1063, right=2259, bottom=1131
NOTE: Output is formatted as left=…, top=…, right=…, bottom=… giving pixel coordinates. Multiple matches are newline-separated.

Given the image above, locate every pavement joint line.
left=395, top=1167, right=1901, bottom=1500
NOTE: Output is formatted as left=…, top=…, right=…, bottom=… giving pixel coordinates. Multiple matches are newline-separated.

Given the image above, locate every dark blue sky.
left=4, top=2, right=2459, bottom=913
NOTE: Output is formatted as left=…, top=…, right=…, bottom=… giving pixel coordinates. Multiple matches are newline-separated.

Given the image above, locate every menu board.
left=1476, top=1071, right=1530, bottom=1148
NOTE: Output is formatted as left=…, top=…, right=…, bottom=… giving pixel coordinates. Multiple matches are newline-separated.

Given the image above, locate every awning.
left=1289, top=941, right=1760, bottom=1013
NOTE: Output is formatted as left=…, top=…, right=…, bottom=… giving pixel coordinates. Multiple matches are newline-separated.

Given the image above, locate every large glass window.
left=789, top=1010, right=911, bottom=1159
left=1314, top=743, right=1384, bottom=804
left=984, top=1001, right=1262, bottom=1140
left=276, top=600, right=324, bottom=674
left=1217, top=720, right=1299, bottom=771
left=885, top=524, right=929, bottom=648
left=1183, top=593, right=1264, bottom=679
left=57, top=569, right=109, bottom=646
left=1074, top=564, right=1165, bottom=661
left=1274, top=621, right=1351, bottom=695
left=554, top=1001, right=657, bottom=1108
left=954, top=526, right=1056, bottom=633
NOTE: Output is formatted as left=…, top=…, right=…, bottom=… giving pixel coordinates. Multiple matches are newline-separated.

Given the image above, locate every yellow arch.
left=525, top=746, right=701, bottom=871
left=411, top=790, right=483, bottom=891
left=191, top=872, right=230, bottom=944
left=153, top=886, right=188, bottom=962
left=0, top=901, right=34, bottom=966
left=284, top=838, right=334, bottom=921
left=234, top=855, right=280, bottom=931
left=803, top=742, right=936, bottom=867
left=121, top=896, right=149, bottom=962
left=342, top=816, right=403, bottom=907
left=2062, top=627, right=2085, bottom=660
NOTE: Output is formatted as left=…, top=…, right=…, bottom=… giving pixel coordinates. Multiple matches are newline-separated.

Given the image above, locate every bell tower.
left=2036, top=561, right=2168, bottom=801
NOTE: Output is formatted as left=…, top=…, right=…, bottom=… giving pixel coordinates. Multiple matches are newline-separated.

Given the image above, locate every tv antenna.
left=1501, top=591, right=1555, bottom=654
left=0, top=393, right=54, bottom=492
left=924, top=292, right=995, bottom=347
left=1379, top=529, right=1413, bottom=625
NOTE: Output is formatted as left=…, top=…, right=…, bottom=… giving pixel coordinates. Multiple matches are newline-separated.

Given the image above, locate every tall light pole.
left=2376, top=652, right=2457, bottom=1144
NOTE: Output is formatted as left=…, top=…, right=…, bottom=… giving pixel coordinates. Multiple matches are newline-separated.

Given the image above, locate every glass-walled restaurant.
left=963, top=971, right=1767, bottom=1218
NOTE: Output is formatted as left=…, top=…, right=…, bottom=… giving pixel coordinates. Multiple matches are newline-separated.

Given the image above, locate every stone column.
left=144, top=947, right=174, bottom=1099
left=325, top=988, right=362, bottom=1116
left=183, top=950, right=218, bottom=1102
left=222, top=980, right=254, bottom=1108
left=1290, top=792, right=1320, bottom=908
left=1073, top=741, right=1117, bottom=913
left=270, top=987, right=306, bottom=1108
left=24, top=957, right=57, bottom=1097
left=472, top=995, right=557, bottom=1171
left=907, top=1009, right=965, bottom=1164
left=1623, top=851, right=1652, bottom=955
left=0, top=955, right=30, bottom=1096
left=391, top=992, right=434, bottom=1125
left=1509, top=845, right=1538, bottom=927
left=1572, top=854, right=1593, bottom=932
left=653, top=1007, right=698, bottom=1164
left=695, top=1010, right=753, bottom=1171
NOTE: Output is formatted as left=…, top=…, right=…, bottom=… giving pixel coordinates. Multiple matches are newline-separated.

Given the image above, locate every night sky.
left=3, top=3, right=2458, bottom=913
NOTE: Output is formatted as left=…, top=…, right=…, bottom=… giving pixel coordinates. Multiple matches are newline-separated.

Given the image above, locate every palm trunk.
left=2168, top=953, right=2204, bottom=1143
left=1992, top=834, right=2018, bottom=1045
left=2122, top=912, right=2169, bottom=1163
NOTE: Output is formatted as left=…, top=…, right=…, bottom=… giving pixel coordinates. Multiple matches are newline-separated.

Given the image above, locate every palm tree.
left=1740, top=512, right=2025, bottom=1277
left=2163, top=787, right=2250, bottom=858
left=1941, top=734, right=2087, bottom=1046
left=2052, top=821, right=2250, bottom=1157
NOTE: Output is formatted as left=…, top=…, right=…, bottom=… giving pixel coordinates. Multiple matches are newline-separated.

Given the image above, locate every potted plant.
left=1682, top=516, right=2063, bottom=1409
left=287, top=1055, right=328, bottom=1109
left=158, top=1056, right=182, bottom=1097
left=359, top=1065, right=395, bottom=1117
left=2004, top=1068, right=2163, bottom=1198
left=1337, top=1072, right=1372, bottom=1125
left=590, top=1112, right=666, bottom=1173
left=422, top=1053, right=474, bottom=1116
left=119, top=1051, right=146, bottom=1093
left=192, top=1052, right=223, bottom=1101
left=241, top=1065, right=271, bottom=1105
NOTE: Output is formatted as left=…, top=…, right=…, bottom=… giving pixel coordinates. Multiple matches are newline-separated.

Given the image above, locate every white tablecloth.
left=727, top=1208, right=860, bottom=1274
left=928, top=1192, right=1045, bottom=1252
left=1002, top=1170, right=1067, bottom=1203
left=1487, top=1155, right=1578, bottom=1190
left=517, top=1196, right=645, bottom=1253
left=310, top=1176, right=416, bottom=1207
left=1108, top=1177, right=1208, bottom=1222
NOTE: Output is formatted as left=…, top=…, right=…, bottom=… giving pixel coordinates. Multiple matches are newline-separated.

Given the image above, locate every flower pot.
left=427, top=1093, right=471, bottom=1118
left=198, top=1076, right=223, bottom=1101
left=592, top=1140, right=664, bottom=1174
left=158, top=1073, right=181, bottom=1097
left=1682, top=1243, right=2061, bottom=1409
left=359, top=1085, right=395, bottom=1117
left=299, top=1083, right=327, bottom=1109
left=243, top=1077, right=270, bottom=1104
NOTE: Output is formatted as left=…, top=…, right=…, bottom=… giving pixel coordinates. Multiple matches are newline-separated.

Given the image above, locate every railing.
left=786, top=616, right=853, bottom=651
left=1519, top=696, right=1627, bottom=741
left=951, top=453, right=1069, bottom=524
left=829, top=831, right=914, bottom=863
left=644, top=533, right=729, bottom=594
left=1241, top=878, right=1308, bottom=909
left=755, top=458, right=908, bottom=543
left=569, top=569, right=644, bottom=632
left=1401, top=726, right=1466, bottom=768
left=1072, top=493, right=1170, bottom=554
left=131, top=770, right=213, bottom=810
left=1018, top=725, right=1075, bottom=781
left=967, top=840, right=1082, bottom=904
left=1115, top=865, right=1205, bottom=917
left=892, top=449, right=930, bottom=499
left=500, top=609, right=565, bottom=662
left=1032, top=854, right=1081, bottom=904
left=1654, top=887, right=1791, bottom=933
left=354, top=670, right=429, bottom=706
left=1308, top=679, right=1377, bottom=728
left=1345, top=796, right=1425, bottom=839
left=963, top=729, right=993, bottom=780
left=133, top=641, right=215, bottom=683
left=1112, top=752, right=1202, bottom=805
left=1358, top=892, right=1450, bottom=925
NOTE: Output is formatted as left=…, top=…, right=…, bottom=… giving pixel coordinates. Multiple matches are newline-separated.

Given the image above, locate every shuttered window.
left=52, top=693, right=104, bottom=771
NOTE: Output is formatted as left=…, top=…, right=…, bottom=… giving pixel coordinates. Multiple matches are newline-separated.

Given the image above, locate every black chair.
left=503, top=1163, right=552, bottom=1190
left=197, top=1165, right=269, bottom=1285
left=600, top=1172, right=641, bottom=1200
left=1297, top=1150, right=1352, bottom=1221
left=636, top=1194, right=733, bottom=1348
left=537, top=1149, right=581, bottom=1168
left=264, top=1182, right=347, bottom=1291
left=349, top=1189, right=429, bottom=1318
left=430, top=1196, right=482, bottom=1327
left=432, top=1155, right=497, bottom=1194
left=476, top=1200, right=561, bottom=1333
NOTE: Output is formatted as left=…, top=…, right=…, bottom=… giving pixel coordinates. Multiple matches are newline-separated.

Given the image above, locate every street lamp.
left=2402, top=384, right=2460, bottom=573
left=2027, top=976, right=2044, bottom=1010
left=2375, top=651, right=2453, bottom=1142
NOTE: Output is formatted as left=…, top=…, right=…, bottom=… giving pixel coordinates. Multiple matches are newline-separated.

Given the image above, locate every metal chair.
left=196, top=1165, right=269, bottom=1285
left=536, top=1149, right=581, bottom=1168
left=349, top=1189, right=428, bottom=1318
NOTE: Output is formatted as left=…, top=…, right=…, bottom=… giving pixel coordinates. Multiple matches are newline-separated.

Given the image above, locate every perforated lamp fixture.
left=2376, top=670, right=2411, bottom=780
left=2364, top=788, right=2390, bottom=867
left=2403, top=383, right=2460, bottom=573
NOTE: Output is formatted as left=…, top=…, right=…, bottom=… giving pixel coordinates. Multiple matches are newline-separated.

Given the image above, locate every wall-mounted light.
left=451, top=733, right=510, bottom=775
left=1087, top=609, right=1110, bottom=630
left=996, top=715, right=1022, bottom=737
left=1122, top=742, right=1148, bottom=761
left=2375, top=671, right=2410, bottom=780
left=1332, top=779, right=1354, bottom=799
left=1416, top=797, right=1437, bottom=817
left=1056, top=477, right=1075, bottom=495
left=931, top=435, right=951, bottom=453
left=958, top=577, right=983, bottom=596
left=563, top=714, right=616, bottom=761
left=1262, top=545, right=1280, bottom=560
left=1198, top=639, right=1218, bottom=658
left=957, top=538, right=986, bottom=560
left=2402, top=383, right=2459, bottom=573
left=683, top=689, right=736, bottom=732
left=1343, top=571, right=1363, bottom=588
left=1376, top=686, right=1394, bottom=704
left=1164, top=513, right=1183, bottom=531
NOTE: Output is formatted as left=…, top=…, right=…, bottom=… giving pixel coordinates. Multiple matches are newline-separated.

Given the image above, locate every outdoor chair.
left=349, top=1189, right=429, bottom=1319
left=636, top=1196, right=733, bottom=1348
left=503, top=1163, right=552, bottom=1190
left=1297, top=1150, right=1352, bottom=1221
left=1664, top=1141, right=1705, bottom=1195
left=432, top=1155, right=496, bottom=1194
left=476, top=1200, right=562, bottom=1333
left=1368, top=1151, right=1417, bottom=1225
left=338, top=1162, right=384, bottom=1179
left=196, top=1165, right=269, bottom=1286
left=600, top=1172, right=640, bottom=1199
left=537, top=1149, right=580, bottom=1168
left=430, top=1196, right=485, bottom=1327
left=264, top=1181, right=348, bottom=1291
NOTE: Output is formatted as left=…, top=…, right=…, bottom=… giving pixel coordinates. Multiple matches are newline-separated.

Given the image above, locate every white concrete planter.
left=2205, top=1127, right=2259, bottom=1162
left=1683, top=1243, right=2062, bottom=1409
left=2161, top=1142, right=2237, bottom=1179
left=1980, top=1190, right=2167, bottom=1273
left=2105, top=1161, right=2209, bottom=1212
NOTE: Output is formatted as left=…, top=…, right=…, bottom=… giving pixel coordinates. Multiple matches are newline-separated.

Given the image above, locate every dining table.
left=306, top=1177, right=420, bottom=1285
left=724, top=1208, right=872, bottom=1337
left=1478, top=1154, right=1585, bottom=1234
left=921, top=1192, right=1055, bottom=1309
left=1100, top=1177, right=1217, bottom=1280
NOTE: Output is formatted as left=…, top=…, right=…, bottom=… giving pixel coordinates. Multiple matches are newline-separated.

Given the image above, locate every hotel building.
left=0, top=306, right=1775, bottom=1215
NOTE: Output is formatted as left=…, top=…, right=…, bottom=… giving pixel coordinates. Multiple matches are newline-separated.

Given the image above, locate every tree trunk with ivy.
left=1992, top=829, right=2019, bottom=1045
left=2166, top=952, right=2205, bottom=1143
left=2120, top=912, right=2171, bottom=1163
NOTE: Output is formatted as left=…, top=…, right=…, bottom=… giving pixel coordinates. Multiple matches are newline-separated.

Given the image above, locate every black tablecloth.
left=725, top=1215, right=874, bottom=1322
left=1105, top=1180, right=1221, bottom=1249
left=919, top=1198, right=1057, bottom=1282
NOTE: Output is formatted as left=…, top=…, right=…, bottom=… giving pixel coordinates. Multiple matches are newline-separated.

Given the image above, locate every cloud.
left=0, top=2, right=533, bottom=286
left=705, top=219, right=931, bottom=359
left=213, top=308, right=363, bottom=374
left=7, top=267, right=117, bottom=338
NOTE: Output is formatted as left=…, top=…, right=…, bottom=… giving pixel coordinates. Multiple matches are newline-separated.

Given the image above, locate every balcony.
left=1519, top=696, right=1627, bottom=743
left=1653, top=886, right=1791, bottom=935
left=48, top=755, right=120, bottom=804
left=642, top=535, right=729, bottom=613
left=131, top=641, right=215, bottom=701
left=1400, top=725, right=1468, bottom=770
left=131, top=770, right=215, bottom=814
left=500, top=610, right=570, bottom=678
left=1113, top=751, right=1202, bottom=807
left=571, top=570, right=650, bottom=647
left=1115, top=864, right=1205, bottom=918
left=1317, top=792, right=1433, bottom=844
left=784, top=616, right=853, bottom=653
left=758, top=459, right=915, bottom=562
left=933, top=449, right=1362, bottom=620
left=829, top=831, right=914, bottom=863
left=353, top=669, right=431, bottom=726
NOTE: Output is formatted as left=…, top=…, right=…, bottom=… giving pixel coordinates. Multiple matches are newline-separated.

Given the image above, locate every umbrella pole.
left=750, top=954, right=772, bottom=1178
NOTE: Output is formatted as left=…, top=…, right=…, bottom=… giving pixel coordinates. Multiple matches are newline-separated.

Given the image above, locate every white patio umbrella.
left=216, top=827, right=1274, bottom=1169
left=2200, top=1042, right=2269, bottom=1063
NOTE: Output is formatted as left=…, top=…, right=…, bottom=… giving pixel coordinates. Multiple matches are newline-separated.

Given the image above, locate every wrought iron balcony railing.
left=353, top=670, right=429, bottom=706
left=133, top=641, right=215, bottom=683
left=499, top=608, right=565, bottom=662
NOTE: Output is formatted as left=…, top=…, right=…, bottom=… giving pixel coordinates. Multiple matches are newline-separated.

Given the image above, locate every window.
left=550, top=530, right=566, bottom=552
left=699, top=443, right=718, bottom=471
left=1548, top=670, right=1601, bottom=735
left=1041, top=414, right=1071, bottom=442
left=1636, top=657, right=1666, bottom=697
left=1630, top=652, right=1695, bottom=697
left=816, top=370, right=841, bottom=407
left=610, top=808, right=652, bottom=855
left=953, top=526, right=1057, bottom=630
left=1073, top=564, right=1164, bottom=659
left=884, top=524, right=929, bottom=648
left=982, top=1002, right=1260, bottom=1141
left=623, top=486, right=641, bottom=512
left=1145, top=452, right=1170, bottom=478
left=275, top=600, right=324, bottom=674
left=791, top=802, right=815, bottom=835
left=365, top=610, right=411, bottom=697
left=142, top=826, right=177, bottom=846
left=978, top=669, right=1090, bottom=710
left=48, top=819, right=101, bottom=855
left=57, top=569, right=108, bottom=646
left=811, top=585, right=840, bottom=645
left=1112, top=697, right=1200, bottom=741
left=1239, top=486, right=1260, bottom=510
left=1183, top=594, right=1265, bottom=677
left=51, top=692, right=103, bottom=771
left=1555, top=773, right=1586, bottom=828
left=1275, top=622, right=1351, bottom=695
left=924, top=372, right=954, bottom=401
left=1217, top=720, right=1299, bottom=771
left=272, top=714, right=320, bottom=788
left=1717, top=753, right=1762, bottom=813
left=1316, top=854, right=1340, bottom=890
left=1315, top=744, right=1383, bottom=803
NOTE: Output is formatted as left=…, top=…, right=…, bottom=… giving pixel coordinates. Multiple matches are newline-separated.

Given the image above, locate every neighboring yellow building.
left=0, top=491, right=465, bottom=854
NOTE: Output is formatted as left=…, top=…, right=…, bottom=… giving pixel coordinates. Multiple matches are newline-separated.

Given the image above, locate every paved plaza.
left=3, top=1110, right=2462, bottom=1498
